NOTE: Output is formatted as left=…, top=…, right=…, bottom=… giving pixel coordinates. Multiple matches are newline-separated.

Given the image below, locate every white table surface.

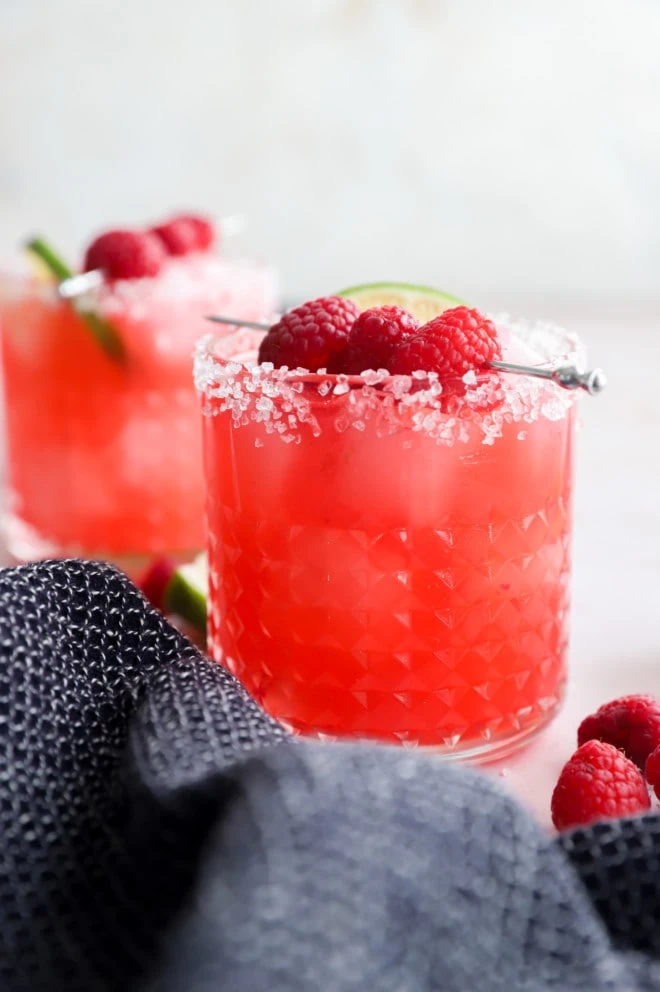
left=487, top=306, right=660, bottom=826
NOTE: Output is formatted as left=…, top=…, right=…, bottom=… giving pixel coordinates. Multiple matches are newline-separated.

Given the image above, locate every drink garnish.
left=150, top=213, right=216, bottom=255
left=257, top=296, right=359, bottom=371
left=389, top=306, right=502, bottom=380
left=139, top=555, right=207, bottom=633
left=25, top=237, right=125, bottom=361
left=329, top=305, right=419, bottom=374
left=205, top=317, right=605, bottom=395
left=336, top=281, right=464, bottom=322
left=84, top=229, right=166, bottom=280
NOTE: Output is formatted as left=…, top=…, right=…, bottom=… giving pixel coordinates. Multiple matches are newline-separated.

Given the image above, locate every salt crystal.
left=391, top=375, right=412, bottom=400
left=360, top=369, right=386, bottom=385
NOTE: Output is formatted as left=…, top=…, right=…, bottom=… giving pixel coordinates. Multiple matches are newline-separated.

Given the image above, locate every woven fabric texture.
left=0, top=559, right=658, bottom=991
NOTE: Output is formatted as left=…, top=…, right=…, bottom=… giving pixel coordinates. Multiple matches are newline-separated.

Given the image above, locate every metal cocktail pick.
left=204, top=315, right=607, bottom=396
left=57, top=270, right=105, bottom=299
left=489, top=360, right=607, bottom=396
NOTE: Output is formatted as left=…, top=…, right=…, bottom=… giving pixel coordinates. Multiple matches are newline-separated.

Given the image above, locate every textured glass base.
left=279, top=689, right=564, bottom=763
left=213, top=502, right=571, bottom=751
left=426, top=695, right=564, bottom=764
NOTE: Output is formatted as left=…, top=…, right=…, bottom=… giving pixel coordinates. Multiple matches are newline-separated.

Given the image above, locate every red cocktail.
left=197, top=294, right=583, bottom=756
left=0, top=221, right=277, bottom=568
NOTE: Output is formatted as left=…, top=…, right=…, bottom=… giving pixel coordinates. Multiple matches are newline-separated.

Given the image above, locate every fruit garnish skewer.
left=25, top=237, right=125, bottom=361
left=205, top=313, right=607, bottom=396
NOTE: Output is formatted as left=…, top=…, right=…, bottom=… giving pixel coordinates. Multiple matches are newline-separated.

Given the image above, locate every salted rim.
left=194, top=315, right=586, bottom=393
left=193, top=317, right=586, bottom=447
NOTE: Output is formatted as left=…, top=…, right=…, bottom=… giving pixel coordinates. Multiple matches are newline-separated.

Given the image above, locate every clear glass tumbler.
left=196, top=319, right=582, bottom=758
left=0, top=256, right=277, bottom=572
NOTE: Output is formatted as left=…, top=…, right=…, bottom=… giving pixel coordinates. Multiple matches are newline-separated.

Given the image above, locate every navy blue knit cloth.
left=0, top=559, right=659, bottom=991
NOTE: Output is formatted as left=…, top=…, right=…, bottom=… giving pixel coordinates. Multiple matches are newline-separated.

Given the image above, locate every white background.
left=1, top=0, right=660, bottom=823
left=2, top=0, right=660, bottom=306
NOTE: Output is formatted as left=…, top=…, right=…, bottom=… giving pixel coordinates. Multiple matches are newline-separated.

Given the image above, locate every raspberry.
left=333, top=306, right=419, bottom=374
left=645, top=745, right=660, bottom=799
left=83, top=229, right=166, bottom=280
left=183, top=214, right=215, bottom=251
left=551, top=740, right=650, bottom=831
left=258, top=296, right=359, bottom=371
left=577, top=694, right=660, bottom=769
left=389, top=306, right=502, bottom=381
left=151, top=213, right=216, bottom=255
left=138, top=557, right=176, bottom=613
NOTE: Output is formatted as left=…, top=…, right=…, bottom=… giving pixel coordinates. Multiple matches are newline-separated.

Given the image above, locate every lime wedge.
left=164, top=553, right=208, bottom=632
left=336, top=282, right=465, bottom=324
left=25, top=237, right=125, bottom=361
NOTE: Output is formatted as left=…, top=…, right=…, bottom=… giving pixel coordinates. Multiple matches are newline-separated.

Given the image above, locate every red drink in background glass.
left=197, top=319, right=581, bottom=757
left=0, top=255, right=278, bottom=569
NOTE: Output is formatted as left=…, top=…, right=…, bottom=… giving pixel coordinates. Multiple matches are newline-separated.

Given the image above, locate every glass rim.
left=194, top=315, right=587, bottom=396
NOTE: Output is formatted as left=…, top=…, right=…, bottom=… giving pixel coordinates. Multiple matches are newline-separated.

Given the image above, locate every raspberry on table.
left=151, top=213, right=216, bottom=255
left=334, top=305, right=419, bottom=374
left=577, top=694, right=660, bottom=769
left=258, top=296, right=359, bottom=371
left=138, top=557, right=176, bottom=613
left=645, top=745, right=660, bottom=800
left=551, top=740, right=650, bottom=831
left=389, top=306, right=502, bottom=381
left=83, top=229, right=167, bottom=280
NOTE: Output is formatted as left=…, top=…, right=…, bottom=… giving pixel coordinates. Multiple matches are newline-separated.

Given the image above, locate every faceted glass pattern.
left=202, top=356, right=577, bottom=755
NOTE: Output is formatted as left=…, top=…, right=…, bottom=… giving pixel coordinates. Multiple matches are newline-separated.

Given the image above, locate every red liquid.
left=200, top=335, right=577, bottom=754
left=0, top=257, right=277, bottom=562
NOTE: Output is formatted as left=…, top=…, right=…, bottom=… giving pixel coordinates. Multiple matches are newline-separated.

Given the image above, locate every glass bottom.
left=1, top=510, right=198, bottom=582
left=218, top=628, right=567, bottom=760
left=278, top=690, right=564, bottom=763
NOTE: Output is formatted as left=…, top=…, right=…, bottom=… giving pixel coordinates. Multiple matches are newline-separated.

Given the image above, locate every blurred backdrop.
left=1, top=0, right=660, bottom=311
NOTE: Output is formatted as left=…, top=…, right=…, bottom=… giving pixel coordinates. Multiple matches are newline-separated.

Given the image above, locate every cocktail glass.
left=0, top=254, right=278, bottom=571
left=196, top=319, right=583, bottom=758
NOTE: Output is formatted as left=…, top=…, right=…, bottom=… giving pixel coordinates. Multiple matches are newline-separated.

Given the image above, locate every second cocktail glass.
left=0, top=248, right=278, bottom=570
